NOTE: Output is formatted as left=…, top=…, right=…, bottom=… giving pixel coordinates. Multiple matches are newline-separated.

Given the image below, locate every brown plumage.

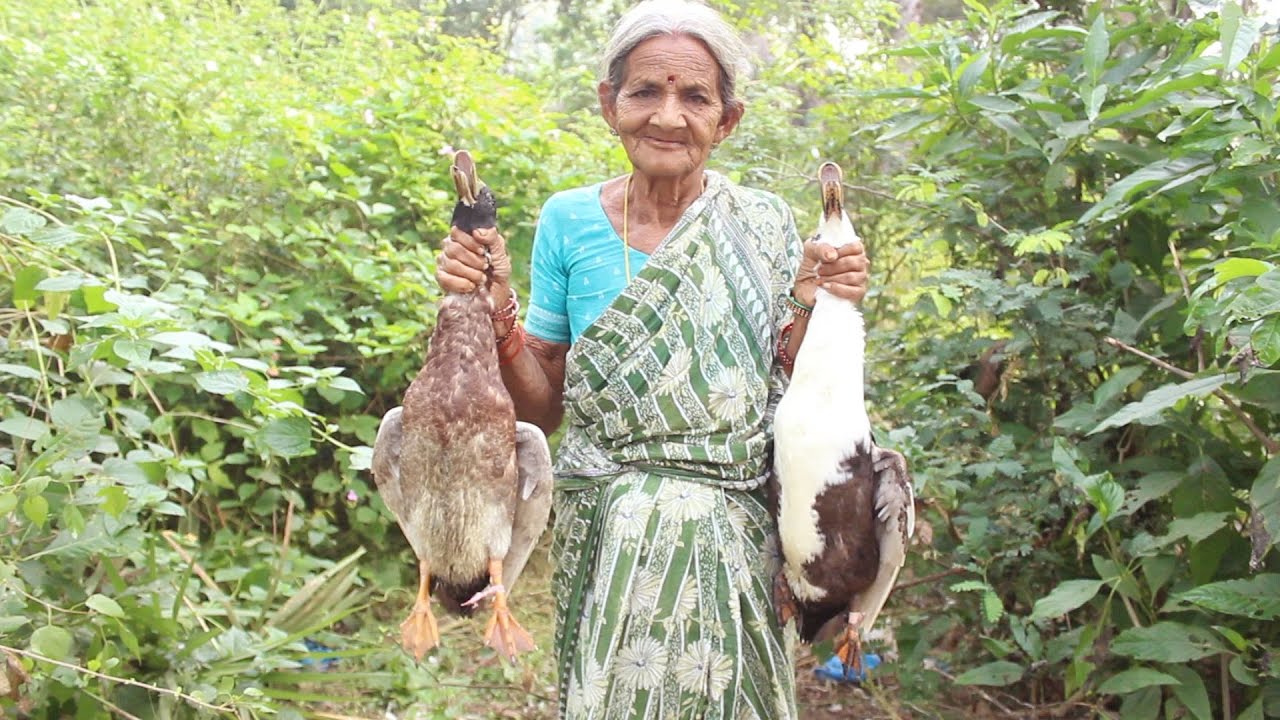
left=371, top=150, right=552, bottom=663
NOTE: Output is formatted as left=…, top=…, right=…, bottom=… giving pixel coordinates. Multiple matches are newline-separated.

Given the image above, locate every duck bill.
left=451, top=150, right=479, bottom=207
left=819, top=161, right=843, bottom=220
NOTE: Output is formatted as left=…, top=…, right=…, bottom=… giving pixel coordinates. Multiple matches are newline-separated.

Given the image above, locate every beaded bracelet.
left=784, top=290, right=814, bottom=319
left=497, top=322, right=525, bottom=366
left=491, top=288, right=520, bottom=323
left=776, top=321, right=796, bottom=371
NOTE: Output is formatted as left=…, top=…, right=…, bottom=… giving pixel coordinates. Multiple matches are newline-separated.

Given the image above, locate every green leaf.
left=99, top=486, right=129, bottom=517
left=968, top=95, right=1021, bottom=113
left=1253, top=315, right=1280, bottom=366
left=1093, top=366, right=1145, bottom=406
left=1165, top=511, right=1232, bottom=545
left=23, top=495, right=48, bottom=527
left=1083, top=15, right=1110, bottom=85
left=0, top=417, right=49, bottom=441
left=35, top=274, right=88, bottom=292
left=1080, top=157, right=1215, bottom=224
left=877, top=111, right=941, bottom=142
left=150, top=331, right=233, bottom=352
left=0, top=207, right=45, bottom=234
left=985, top=113, right=1040, bottom=150
left=1085, top=84, right=1108, bottom=121
left=29, top=625, right=73, bottom=661
left=86, top=593, right=125, bottom=618
left=1220, top=2, right=1261, bottom=73
left=1090, top=374, right=1231, bottom=434
left=326, top=376, right=364, bottom=394
left=1031, top=579, right=1105, bottom=620
left=263, top=417, right=312, bottom=458
left=1111, top=622, right=1221, bottom=662
left=195, top=370, right=250, bottom=395
left=0, top=363, right=41, bottom=380
left=14, top=266, right=46, bottom=309
left=1164, top=664, right=1212, bottom=720
left=81, top=285, right=116, bottom=314
left=1215, top=257, right=1274, bottom=284
left=1253, top=456, right=1280, bottom=547
left=1097, top=667, right=1180, bottom=695
left=954, top=660, right=1023, bottom=686
left=983, top=590, right=1004, bottom=623
left=957, top=51, right=991, bottom=98
left=1177, top=575, right=1280, bottom=620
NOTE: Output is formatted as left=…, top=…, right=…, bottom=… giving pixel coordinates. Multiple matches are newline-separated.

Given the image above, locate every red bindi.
left=667, top=75, right=676, bottom=84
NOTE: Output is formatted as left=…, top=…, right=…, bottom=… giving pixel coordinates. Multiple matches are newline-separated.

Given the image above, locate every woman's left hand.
left=793, top=239, right=869, bottom=305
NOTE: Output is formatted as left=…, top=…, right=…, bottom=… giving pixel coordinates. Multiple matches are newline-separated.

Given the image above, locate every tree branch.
left=0, top=644, right=233, bottom=713
left=1103, top=337, right=1278, bottom=456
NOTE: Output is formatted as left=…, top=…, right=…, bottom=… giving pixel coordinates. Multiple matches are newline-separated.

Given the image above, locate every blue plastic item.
left=814, top=652, right=881, bottom=683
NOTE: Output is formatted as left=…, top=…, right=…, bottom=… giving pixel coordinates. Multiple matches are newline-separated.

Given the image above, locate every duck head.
left=816, top=161, right=859, bottom=250
left=450, top=150, right=498, bottom=233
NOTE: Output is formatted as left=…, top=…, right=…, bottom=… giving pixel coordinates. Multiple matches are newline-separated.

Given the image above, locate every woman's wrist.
left=790, top=284, right=817, bottom=309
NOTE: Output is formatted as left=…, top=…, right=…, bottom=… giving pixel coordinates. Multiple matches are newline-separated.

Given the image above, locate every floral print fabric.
left=550, top=171, right=803, bottom=719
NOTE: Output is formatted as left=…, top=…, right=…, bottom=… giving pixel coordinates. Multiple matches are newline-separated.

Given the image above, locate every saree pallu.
left=551, top=172, right=803, bottom=719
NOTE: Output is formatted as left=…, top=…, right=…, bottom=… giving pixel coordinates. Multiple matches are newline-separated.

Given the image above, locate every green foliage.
left=2, top=0, right=1278, bottom=716
left=853, top=0, right=1280, bottom=714
left=0, top=0, right=597, bottom=713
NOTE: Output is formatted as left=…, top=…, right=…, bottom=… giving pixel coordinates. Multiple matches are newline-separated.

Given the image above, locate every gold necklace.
left=622, top=173, right=632, bottom=283
left=621, top=172, right=709, bottom=283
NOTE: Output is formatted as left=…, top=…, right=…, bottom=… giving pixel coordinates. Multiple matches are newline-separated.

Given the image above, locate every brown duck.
left=771, top=161, right=915, bottom=675
left=371, top=150, right=553, bottom=662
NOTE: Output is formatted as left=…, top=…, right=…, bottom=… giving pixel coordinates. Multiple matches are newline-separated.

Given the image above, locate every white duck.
left=772, top=161, right=915, bottom=675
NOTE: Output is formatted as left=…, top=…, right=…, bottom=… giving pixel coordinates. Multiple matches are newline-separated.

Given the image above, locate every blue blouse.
left=524, top=183, right=651, bottom=344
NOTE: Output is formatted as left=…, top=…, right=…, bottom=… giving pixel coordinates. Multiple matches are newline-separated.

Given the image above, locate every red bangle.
left=777, top=321, right=796, bottom=371
left=498, top=322, right=525, bottom=366
left=491, top=289, right=519, bottom=323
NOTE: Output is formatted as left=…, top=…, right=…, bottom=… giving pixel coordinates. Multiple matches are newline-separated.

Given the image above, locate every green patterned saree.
left=551, top=172, right=803, bottom=719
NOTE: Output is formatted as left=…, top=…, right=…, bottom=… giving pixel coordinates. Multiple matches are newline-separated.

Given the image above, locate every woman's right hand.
left=437, top=226, right=511, bottom=295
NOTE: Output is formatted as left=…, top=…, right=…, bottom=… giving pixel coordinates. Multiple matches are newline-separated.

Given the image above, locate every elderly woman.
left=437, top=0, right=868, bottom=716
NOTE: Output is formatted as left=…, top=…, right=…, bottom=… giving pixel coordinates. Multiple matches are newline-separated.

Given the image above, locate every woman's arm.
left=497, top=326, right=568, bottom=435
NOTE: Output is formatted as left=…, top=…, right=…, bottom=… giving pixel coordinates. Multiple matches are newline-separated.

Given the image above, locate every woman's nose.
left=650, top=93, right=688, bottom=129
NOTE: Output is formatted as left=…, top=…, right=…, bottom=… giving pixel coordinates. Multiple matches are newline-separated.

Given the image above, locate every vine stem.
left=1103, top=336, right=1278, bottom=456
left=0, top=644, right=233, bottom=713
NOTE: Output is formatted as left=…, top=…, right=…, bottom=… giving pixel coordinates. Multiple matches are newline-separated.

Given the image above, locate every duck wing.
left=500, top=421, right=554, bottom=591
left=371, top=406, right=407, bottom=526
left=848, top=445, right=915, bottom=636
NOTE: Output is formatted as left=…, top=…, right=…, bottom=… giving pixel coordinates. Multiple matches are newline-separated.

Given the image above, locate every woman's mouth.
left=643, top=137, right=683, bottom=149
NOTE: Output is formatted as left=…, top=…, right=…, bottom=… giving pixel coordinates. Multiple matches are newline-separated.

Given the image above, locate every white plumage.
left=772, top=161, right=915, bottom=672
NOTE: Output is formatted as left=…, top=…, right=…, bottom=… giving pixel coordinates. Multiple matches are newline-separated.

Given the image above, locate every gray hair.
left=600, top=0, right=750, bottom=113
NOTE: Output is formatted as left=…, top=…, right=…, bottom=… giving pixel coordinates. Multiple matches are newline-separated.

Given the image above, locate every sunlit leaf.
left=1090, top=374, right=1230, bottom=434
left=1083, top=15, right=1110, bottom=85
left=1031, top=579, right=1105, bottom=619
left=0, top=417, right=50, bottom=441
left=86, top=593, right=125, bottom=618
left=196, top=370, right=250, bottom=396
left=1219, top=2, right=1261, bottom=73
left=29, top=625, right=73, bottom=661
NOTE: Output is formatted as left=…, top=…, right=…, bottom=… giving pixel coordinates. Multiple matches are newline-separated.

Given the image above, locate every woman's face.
left=600, top=34, right=742, bottom=182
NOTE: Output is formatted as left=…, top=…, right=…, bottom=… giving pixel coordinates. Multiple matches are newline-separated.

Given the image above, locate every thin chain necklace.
left=621, top=172, right=709, bottom=283
left=622, top=172, right=633, bottom=283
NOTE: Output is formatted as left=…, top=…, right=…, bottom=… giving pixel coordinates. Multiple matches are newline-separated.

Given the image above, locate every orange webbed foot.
left=400, top=560, right=440, bottom=661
